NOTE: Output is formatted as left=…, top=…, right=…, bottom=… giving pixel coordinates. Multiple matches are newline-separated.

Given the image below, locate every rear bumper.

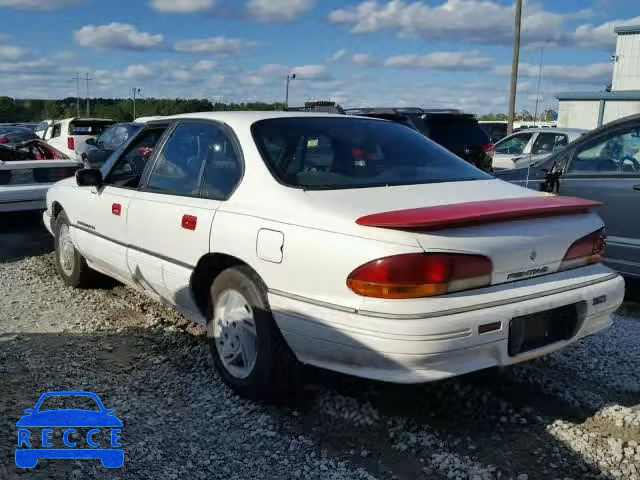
left=269, top=268, right=624, bottom=383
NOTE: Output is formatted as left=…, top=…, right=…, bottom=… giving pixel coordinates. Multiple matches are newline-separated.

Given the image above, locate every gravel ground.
left=1, top=212, right=639, bottom=479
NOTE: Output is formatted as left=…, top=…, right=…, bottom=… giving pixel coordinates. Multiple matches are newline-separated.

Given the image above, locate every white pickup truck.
left=39, top=117, right=115, bottom=162
left=0, top=140, right=81, bottom=212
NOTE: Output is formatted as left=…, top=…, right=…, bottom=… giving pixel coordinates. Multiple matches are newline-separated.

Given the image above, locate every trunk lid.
left=303, top=179, right=604, bottom=286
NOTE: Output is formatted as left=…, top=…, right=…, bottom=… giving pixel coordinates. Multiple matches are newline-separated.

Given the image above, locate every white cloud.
left=171, top=70, right=192, bottom=81
left=328, top=0, right=592, bottom=47
left=291, top=64, right=332, bottom=80
left=75, top=23, right=165, bottom=51
left=0, top=45, right=28, bottom=59
left=173, top=36, right=255, bottom=55
left=193, top=60, right=218, bottom=71
left=150, top=0, right=216, bottom=13
left=123, top=64, right=154, bottom=79
left=572, top=16, right=640, bottom=48
left=0, top=0, right=85, bottom=10
left=384, top=51, right=493, bottom=70
left=327, top=49, right=347, bottom=63
left=246, top=0, right=316, bottom=22
left=257, top=64, right=290, bottom=76
left=351, top=53, right=377, bottom=67
left=493, top=62, right=613, bottom=84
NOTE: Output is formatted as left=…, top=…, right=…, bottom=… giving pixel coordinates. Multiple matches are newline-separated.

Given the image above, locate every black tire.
left=53, top=211, right=94, bottom=288
left=207, top=266, right=300, bottom=402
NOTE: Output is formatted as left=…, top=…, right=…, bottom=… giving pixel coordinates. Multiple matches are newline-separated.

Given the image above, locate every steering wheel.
left=619, top=155, right=640, bottom=172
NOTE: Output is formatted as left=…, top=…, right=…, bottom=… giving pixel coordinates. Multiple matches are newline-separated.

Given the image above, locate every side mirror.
left=76, top=168, right=102, bottom=188
left=24, top=409, right=35, bottom=414
left=105, top=409, right=115, bottom=415
left=85, top=138, right=96, bottom=146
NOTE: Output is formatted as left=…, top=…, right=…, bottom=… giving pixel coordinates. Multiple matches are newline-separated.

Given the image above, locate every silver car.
left=494, top=114, right=640, bottom=278
left=493, top=128, right=586, bottom=170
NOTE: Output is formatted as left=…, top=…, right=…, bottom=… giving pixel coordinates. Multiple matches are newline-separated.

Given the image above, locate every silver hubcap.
left=213, top=290, right=258, bottom=379
left=58, top=224, right=75, bottom=275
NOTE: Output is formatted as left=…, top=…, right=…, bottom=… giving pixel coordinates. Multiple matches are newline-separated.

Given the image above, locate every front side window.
left=531, top=133, right=568, bottom=155
left=146, top=122, right=228, bottom=197
left=495, top=133, right=533, bottom=154
left=568, top=126, right=640, bottom=174
left=251, top=117, right=489, bottom=190
left=104, top=126, right=167, bottom=188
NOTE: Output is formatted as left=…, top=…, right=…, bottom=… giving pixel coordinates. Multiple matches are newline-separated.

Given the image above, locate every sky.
left=0, top=0, right=638, bottom=114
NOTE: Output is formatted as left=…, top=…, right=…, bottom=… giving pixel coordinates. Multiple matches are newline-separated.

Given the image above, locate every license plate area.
left=508, top=302, right=584, bottom=356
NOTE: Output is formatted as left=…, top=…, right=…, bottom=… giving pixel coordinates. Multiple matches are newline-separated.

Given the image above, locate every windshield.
left=251, top=117, right=489, bottom=190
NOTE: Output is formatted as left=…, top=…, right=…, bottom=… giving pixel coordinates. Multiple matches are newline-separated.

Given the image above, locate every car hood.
left=16, top=410, right=123, bottom=427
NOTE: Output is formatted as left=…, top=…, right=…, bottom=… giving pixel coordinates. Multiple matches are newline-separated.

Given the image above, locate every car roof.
left=149, top=111, right=374, bottom=129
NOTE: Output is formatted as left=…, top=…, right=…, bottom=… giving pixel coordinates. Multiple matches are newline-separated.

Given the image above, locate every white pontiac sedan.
left=43, top=112, right=624, bottom=401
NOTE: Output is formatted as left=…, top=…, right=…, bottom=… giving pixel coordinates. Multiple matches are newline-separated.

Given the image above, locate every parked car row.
left=40, top=110, right=624, bottom=402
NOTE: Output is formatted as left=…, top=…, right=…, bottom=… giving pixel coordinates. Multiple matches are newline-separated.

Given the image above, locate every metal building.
left=556, top=25, right=640, bottom=129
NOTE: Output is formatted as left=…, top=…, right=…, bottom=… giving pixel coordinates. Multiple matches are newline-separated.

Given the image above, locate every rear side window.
left=531, top=133, right=568, bottom=155
left=252, top=117, right=489, bottom=190
left=146, top=122, right=239, bottom=197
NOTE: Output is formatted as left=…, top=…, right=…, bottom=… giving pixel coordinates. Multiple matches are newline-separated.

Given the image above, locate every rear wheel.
left=207, top=266, right=299, bottom=402
left=54, top=211, right=94, bottom=287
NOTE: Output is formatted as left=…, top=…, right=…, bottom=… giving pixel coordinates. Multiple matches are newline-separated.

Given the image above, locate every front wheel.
left=207, top=266, right=300, bottom=402
left=54, top=211, right=94, bottom=288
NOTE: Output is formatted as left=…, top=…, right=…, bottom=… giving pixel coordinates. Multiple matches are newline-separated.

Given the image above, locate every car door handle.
left=633, top=184, right=640, bottom=191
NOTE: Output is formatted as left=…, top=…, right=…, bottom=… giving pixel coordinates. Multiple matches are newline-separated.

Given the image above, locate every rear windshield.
left=418, top=118, right=489, bottom=148
left=69, top=120, right=114, bottom=135
left=251, top=117, right=490, bottom=190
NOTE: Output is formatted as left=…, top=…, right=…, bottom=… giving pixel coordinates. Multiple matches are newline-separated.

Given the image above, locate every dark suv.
left=345, top=108, right=494, bottom=172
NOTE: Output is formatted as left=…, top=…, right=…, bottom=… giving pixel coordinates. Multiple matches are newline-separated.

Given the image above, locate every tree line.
left=0, top=96, right=285, bottom=123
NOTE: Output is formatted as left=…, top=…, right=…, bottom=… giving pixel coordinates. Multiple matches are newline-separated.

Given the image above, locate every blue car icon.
left=15, top=391, right=123, bottom=468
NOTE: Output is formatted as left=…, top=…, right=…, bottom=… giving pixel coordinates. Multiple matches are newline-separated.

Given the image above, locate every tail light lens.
left=347, top=253, right=493, bottom=299
left=482, top=143, right=496, bottom=155
left=560, top=228, right=606, bottom=271
left=0, top=137, right=9, bottom=144
left=67, top=136, right=75, bottom=151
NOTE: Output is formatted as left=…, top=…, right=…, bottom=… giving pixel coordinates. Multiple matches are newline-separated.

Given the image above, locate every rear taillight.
left=67, top=137, right=75, bottom=151
left=347, top=253, right=493, bottom=299
left=0, top=137, right=9, bottom=144
left=482, top=143, right=495, bottom=155
left=560, top=228, right=606, bottom=271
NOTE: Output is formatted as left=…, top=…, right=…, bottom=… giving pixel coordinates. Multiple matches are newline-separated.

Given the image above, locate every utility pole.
left=85, top=72, right=92, bottom=117
left=533, top=46, right=544, bottom=126
left=285, top=73, right=296, bottom=109
left=131, top=87, right=141, bottom=120
left=72, top=72, right=82, bottom=118
left=507, top=0, right=523, bottom=135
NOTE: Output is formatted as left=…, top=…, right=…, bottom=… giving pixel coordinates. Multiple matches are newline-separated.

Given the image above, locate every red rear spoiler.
left=356, top=196, right=601, bottom=231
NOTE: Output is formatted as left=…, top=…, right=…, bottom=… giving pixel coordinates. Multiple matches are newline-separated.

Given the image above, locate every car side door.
left=557, top=122, right=640, bottom=276
left=126, top=120, right=243, bottom=320
left=72, top=124, right=170, bottom=283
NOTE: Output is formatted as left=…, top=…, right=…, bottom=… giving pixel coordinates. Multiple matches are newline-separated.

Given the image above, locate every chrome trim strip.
left=268, top=289, right=357, bottom=314
left=270, top=273, right=620, bottom=320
